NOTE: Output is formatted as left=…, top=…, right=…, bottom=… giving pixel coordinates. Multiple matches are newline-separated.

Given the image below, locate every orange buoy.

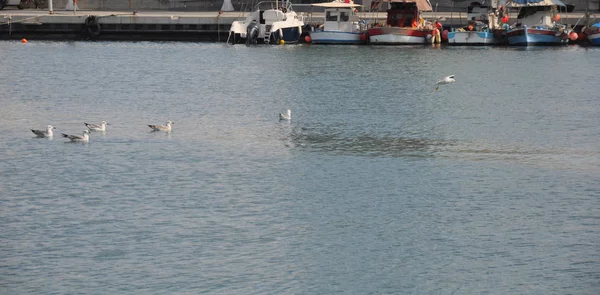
left=553, top=14, right=561, bottom=22
left=501, top=15, right=509, bottom=23
left=578, top=32, right=586, bottom=41
left=360, top=33, right=367, bottom=41
left=569, top=32, right=578, bottom=41
left=21, top=38, right=28, bottom=44
left=442, top=29, right=449, bottom=40
left=304, top=35, right=311, bottom=43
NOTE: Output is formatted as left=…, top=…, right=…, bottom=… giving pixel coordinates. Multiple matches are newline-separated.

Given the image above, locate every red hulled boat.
left=367, top=0, right=434, bottom=45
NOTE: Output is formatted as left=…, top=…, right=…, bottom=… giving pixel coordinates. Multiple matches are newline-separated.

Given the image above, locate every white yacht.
left=228, top=1, right=306, bottom=45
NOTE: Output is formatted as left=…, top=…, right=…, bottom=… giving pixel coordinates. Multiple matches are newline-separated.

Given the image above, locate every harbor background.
left=2, top=0, right=599, bottom=42
left=0, top=41, right=599, bottom=294
left=0, top=8, right=597, bottom=42
left=5, top=0, right=600, bottom=12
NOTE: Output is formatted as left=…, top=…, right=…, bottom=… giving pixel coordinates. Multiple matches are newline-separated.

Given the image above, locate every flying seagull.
left=279, top=109, right=291, bottom=121
left=435, top=75, right=456, bottom=91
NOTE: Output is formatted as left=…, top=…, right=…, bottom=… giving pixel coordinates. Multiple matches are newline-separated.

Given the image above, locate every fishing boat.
left=447, top=1, right=502, bottom=45
left=448, top=27, right=500, bottom=45
left=367, top=0, right=435, bottom=45
left=228, top=0, right=307, bottom=45
left=505, top=0, right=571, bottom=46
left=309, top=0, right=366, bottom=44
left=585, top=22, right=600, bottom=45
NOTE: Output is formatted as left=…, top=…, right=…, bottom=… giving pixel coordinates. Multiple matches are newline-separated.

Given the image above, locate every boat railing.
left=245, top=1, right=296, bottom=13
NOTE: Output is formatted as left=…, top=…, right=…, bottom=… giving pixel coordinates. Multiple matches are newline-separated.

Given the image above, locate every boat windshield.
left=340, top=11, right=349, bottom=22
left=326, top=11, right=338, bottom=21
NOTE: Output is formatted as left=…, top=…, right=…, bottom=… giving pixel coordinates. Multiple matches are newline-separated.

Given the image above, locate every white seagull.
left=31, top=125, right=56, bottom=138
left=435, top=75, right=456, bottom=91
left=85, top=121, right=108, bottom=132
left=279, top=109, right=291, bottom=121
left=148, top=120, right=174, bottom=132
left=62, top=130, right=90, bottom=143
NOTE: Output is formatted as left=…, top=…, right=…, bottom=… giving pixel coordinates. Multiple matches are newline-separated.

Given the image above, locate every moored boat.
left=309, top=0, right=366, bottom=44
left=228, top=1, right=307, bottom=45
left=448, top=28, right=499, bottom=45
left=447, top=1, right=502, bottom=45
left=367, top=0, right=435, bottom=45
left=585, top=22, right=600, bottom=45
left=505, top=0, right=571, bottom=46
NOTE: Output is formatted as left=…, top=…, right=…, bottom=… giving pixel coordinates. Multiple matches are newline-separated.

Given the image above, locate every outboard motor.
left=246, top=22, right=260, bottom=45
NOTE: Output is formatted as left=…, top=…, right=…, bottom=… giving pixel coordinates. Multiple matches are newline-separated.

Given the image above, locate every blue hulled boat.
left=505, top=0, right=571, bottom=46
left=447, top=2, right=502, bottom=45
left=586, top=23, right=600, bottom=46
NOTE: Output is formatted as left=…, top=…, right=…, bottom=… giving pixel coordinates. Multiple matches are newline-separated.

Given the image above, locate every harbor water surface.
left=1, top=42, right=599, bottom=294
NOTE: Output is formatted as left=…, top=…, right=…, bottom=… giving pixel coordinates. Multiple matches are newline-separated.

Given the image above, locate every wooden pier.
left=0, top=9, right=591, bottom=41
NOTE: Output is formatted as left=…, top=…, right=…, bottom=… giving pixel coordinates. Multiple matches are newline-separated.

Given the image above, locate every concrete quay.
left=0, top=9, right=593, bottom=41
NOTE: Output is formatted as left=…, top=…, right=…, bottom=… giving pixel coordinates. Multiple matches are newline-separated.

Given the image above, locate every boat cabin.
left=387, top=2, right=419, bottom=27
left=516, top=6, right=554, bottom=27
left=383, top=0, right=432, bottom=28
left=321, top=4, right=360, bottom=31
left=507, top=0, right=566, bottom=28
left=467, top=2, right=491, bottom=23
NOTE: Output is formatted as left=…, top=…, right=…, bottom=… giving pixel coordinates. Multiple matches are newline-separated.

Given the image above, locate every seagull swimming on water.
left=84, top=121, right=108, bottom=132
left=62, top=130, right=90, bottom=143
left=31, top=125, right=56, bottom=138
left=279, top=109, right=291, bottom=121
left=435, top=75, right=456, bottom=91
left=148, top=120, right=174, bottom=132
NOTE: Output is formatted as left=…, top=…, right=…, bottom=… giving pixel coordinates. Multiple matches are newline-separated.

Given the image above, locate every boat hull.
left=506, top=28, right=568, bottom=46
left=588, top=32, right=600, bottom=46
left=447, top=31, right=498, bottom=45
left=310, top=30, right=364, bottom=44
left=367, top=27, right=428, bottom=45
left=230, top=25, right=303, bottom=44
left=274, top=26, right=302, bottom=44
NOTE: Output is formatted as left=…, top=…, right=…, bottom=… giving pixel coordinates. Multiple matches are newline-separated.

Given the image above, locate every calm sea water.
left=1, top=41, right=599, bottom=294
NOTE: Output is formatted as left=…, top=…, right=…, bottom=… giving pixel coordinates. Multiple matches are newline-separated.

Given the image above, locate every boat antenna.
left=450, top=0, right=454, bottom=28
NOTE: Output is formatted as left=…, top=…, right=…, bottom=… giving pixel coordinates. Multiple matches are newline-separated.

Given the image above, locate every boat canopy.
left=506, top=0, right=566, bottom=7
left=593, top=22, right=600, bottom=28
left=311, top=2, right=362, bottom=8
left=384, top=0, right=433, bottom=11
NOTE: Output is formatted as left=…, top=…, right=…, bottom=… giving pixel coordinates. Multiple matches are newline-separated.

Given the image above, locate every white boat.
left=309, top=1, right=367, bottom=44
left=228, top=0, right=306, bottom=45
